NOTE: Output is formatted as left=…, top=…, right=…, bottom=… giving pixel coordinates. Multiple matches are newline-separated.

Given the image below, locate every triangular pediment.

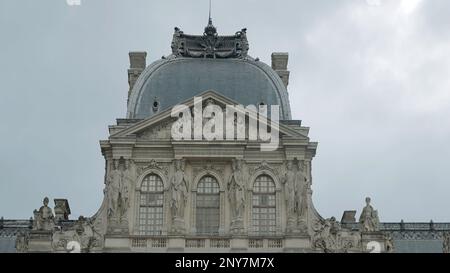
left=111, top=90, right=308, bottom=140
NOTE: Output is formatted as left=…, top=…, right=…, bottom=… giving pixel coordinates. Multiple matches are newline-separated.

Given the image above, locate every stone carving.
left=15, top=231, right=29, bottom=253
left=385, top=234, right=395, bottom=253
left=282, top=161, right=296, bottom=227
left=106, top=160, right=121, bottom=219
left=52, top=216, right=101, bottom=253
left=71, top=217, right=101, bottom=253
left=122, top=160, right=134, bottom=211
left=33, top=197, right=55, bottom=231
left=136, top=159, right=169, bottom=176
left=171, top=20, right=249, bottom=59
left=170, top=159, right=189, bottom=233
left=296, top=161, right=309, bottom=222
left=329, top=217, right=342, bottom=235
left=359, top=197, right=380, bottom=232
left=54, top=199, right=71, bottom=221
left=312, top=219, right=337, bottom=253
left=193, top=163, right=224, bottom=178
left=253, top=160, right=278, bottom=176
left=281, top=160, right=309, bottom=233
left=312, top=218, right=359, bottom=253
left=106, top=159, right=133, bottom=224
left=444, top=232, right=450, bottom=254
left=138, top=119, right=174, bottom=140
left=227, top=159, right=246, bottom=233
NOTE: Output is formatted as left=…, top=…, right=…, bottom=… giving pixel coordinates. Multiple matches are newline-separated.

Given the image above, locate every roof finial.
left=204, top=0, right=217, bottom=35
left=208, top=0, right=212, bottom=25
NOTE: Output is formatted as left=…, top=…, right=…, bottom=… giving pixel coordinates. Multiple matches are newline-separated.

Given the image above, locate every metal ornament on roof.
left=171, top=19, right=249, bottom=59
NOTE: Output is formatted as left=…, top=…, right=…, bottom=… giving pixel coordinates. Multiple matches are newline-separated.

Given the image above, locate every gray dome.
left=127, top=56, right=292, bottom=120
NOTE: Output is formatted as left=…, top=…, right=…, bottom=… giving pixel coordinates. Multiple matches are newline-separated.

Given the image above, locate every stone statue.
left=359, top=197, right=380, bottom=232
left=72, top=216, right=99, bottom=253
left=52, top=216, right=101, bottom=253
left=106, top=160, right=121, bottom=219
left=227, top=159, right=246, bottom=221
left=282, top=161, right=296, bottom=218
left=312, top=218, right=357, bottom=253
left=329, top=216, right=341, bottom=235
left=313, top=219, right=336, bottom=253
left=170, top=160, right=189, bottom=220
left=444, top=232, right=450, bottom=254
left=106, top=159, right=132, bottom=224
left=296, top=161, right=309, bottom=220
left=34, top=197, right=54, bottom=231
left=15, top=231, right=29, bottom=253
left=385, top=234, right=395, bottom=253
left=121, top=160, right=135, bottom=214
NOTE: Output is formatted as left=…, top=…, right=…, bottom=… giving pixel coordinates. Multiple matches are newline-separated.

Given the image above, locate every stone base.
left=286, top=217, right=308, bottom=235
left=297, top=218, right=308, bottom=234
left=28, top=231, right=53, bottom=253
left=107, top=218, right=129, bottom=235
left=230, top=218, right=245, bottom=235
left=284, top=236, right=311, bottom=252
left=104, top=236, right=131, bottom=252
left=286, top=216, right=297, bottom=233
left=171, top=218, right=186, bottom=234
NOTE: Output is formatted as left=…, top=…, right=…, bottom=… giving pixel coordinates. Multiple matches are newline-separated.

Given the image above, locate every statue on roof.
left=359, top=197, right=380, bottom=232
left=33, top=197, right=54, bottom=231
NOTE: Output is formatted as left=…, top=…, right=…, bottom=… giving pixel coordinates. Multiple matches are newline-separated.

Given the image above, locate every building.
left=1, top=18, right=450, bottom=253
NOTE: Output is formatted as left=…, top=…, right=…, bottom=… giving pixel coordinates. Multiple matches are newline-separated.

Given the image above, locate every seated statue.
left=34, top=197, right=55, bottom=231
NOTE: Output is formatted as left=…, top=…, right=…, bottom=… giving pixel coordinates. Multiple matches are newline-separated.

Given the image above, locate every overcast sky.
left=0, top=0, right=449, bottom=222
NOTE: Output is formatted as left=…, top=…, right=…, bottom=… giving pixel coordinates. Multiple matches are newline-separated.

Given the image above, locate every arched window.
left=196, top=176, right=220, bottom=235
left=139, top=174, right=164, bottom=235
left=252, top=175, right=276, bottom=235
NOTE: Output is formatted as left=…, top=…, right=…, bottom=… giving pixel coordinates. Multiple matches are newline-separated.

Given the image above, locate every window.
left=196, top=176, right=220, bottom=235
left=252, top=175, right=276, bottom=235
left=139, top=174, right=164, bottom=235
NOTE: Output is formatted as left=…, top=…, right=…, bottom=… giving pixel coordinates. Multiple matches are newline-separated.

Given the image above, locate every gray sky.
left=1, top=0, right=449, bottom=222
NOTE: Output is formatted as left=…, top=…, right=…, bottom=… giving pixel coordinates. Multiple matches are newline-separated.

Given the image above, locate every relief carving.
left=138, top=119, right=175, bottom=140
left=136, top=159, right=169, bottom=177
left=52, top=216, right=101, bottom=253
left=312, top=218, right=360, bottom=253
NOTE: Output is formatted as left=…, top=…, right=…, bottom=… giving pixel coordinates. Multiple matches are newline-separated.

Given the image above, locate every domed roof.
left=127, top=25, right=292, bottom=120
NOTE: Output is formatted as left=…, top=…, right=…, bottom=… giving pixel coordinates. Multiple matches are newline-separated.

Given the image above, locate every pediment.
left=111, top=90, right=308, bottom=140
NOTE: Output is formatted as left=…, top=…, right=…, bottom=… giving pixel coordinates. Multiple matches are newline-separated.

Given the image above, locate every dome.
left=127, top=24, right=292, bottom=120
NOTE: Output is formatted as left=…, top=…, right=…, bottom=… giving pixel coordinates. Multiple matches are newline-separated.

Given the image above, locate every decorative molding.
left=192, top=163, right=224, bottom=179
left=136, top=160, right=169, bottom=177
left=137, top=119, right=175, bottom=140
left=171, top=23, right=249, bottom=59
